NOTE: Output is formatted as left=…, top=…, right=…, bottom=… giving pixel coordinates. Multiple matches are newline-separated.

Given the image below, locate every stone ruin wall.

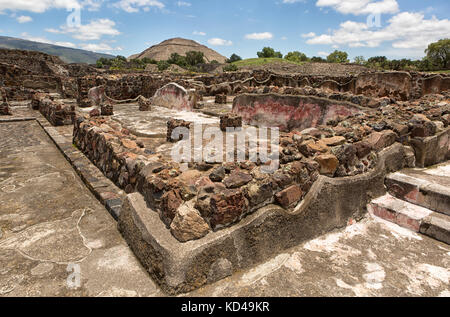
left=73, top=86, right=450, bottom=244
left=1, top=51, right=449, bottom=104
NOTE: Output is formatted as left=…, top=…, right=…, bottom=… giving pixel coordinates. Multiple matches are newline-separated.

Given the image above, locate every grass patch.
left=429, top=70, right=450, bottom=74
left=232, top=58, right=305, bottom=67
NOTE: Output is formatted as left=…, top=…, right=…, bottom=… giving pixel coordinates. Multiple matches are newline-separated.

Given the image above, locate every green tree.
left=96, top=57, right=112, bottom=67
left=142, top=57, right=157, bottom=64
left=367, top=56, right=388, bottom=69
left=157, top=60, right=170, bottom=71
left=227, top=54, right=242, bottom=63
left=311, top=56, right=327, bottom=63
left=418, top=57, right=435, bottom=71
left=284, top=51, right=308, bottom=63
left=111, top=58, right=125, bottom=69
left=185, top=51, right=205, bottom=66
left=353, top=56, right=366, bottom=65
left=327, top=50, right=349, bottom=63
left=425, top=39, right=450, bottom=69
left=168, top=53, right=187, bottom=67
left=257, top=47, right=283, bottom=58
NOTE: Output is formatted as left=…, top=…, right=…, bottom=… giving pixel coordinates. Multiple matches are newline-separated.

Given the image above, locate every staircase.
left=368, top=162, right=450, bottom=244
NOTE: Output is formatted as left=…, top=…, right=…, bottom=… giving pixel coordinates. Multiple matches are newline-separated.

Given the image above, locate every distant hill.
left=130, top=38, right=227, bottom=63
left=0, top=36, right=115, bottom=64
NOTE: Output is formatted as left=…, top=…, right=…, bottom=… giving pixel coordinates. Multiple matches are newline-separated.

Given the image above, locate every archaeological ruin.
left=1, top=48, right=449, bottom=295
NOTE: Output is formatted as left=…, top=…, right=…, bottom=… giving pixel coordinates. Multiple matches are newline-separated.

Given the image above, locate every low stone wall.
left=73, top=91, right=450, bottom=293
left=118, top=143, right=410, bottom=294
left=0, top=87, right=11, bottom=115
left=73, top=113, right=406, bottom=244
left=198, top=70, right=450, bottom=100
left=410, top=128, right=450, bottom=167
left=33, top=92, right=75, bottom=126
left=72, top=70, right=450, bottom=111
left=354, top=72, right=413, bottom=100
left=233, top=93, right=367, bottom=132
left=421, top=75, right=450, bottom=96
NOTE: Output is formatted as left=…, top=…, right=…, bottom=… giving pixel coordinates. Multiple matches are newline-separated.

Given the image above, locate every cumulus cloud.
left=0, top=0, right=101, bottom=13
left=20, top=32, right=77, bottom=48
left=301, top=32, right=316, bottom=38
left=207, top=38, right=232, bottom=46
left=46, top=18, right=120, bottom=41
left=193, top=31, right=206, bottom=36
left=316, top=0, right=399, bottom=15
left=79, top=42, right=122, bottom=52
left=245, top=32, right=273, bottom=40
left=113, top=0, right=164, bottom=13
left=16, top=15, right=32, bottom=23
left=306, top=12, right=450, bottom=53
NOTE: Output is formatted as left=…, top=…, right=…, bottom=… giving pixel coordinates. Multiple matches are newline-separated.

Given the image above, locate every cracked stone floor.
left=0, top=118, right=449, bottom=297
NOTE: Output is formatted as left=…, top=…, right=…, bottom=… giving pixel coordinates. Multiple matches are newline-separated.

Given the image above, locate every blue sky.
left=0, top=0, right=449, bottom=60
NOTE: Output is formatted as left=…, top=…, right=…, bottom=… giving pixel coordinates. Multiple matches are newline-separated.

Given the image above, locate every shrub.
left=327, top=50, right=349, bottom=63
left=142, top=57, right=157, bottom=64
left=227, top=54, right=242, bottom=63
left=257, top=47, right=283, bottom=58
left=223, top=64, right=238, bottom=72
left=310, top=56, right=327, bottom=63
left=157, top=60, right=170, bottom=71
left=168, top=53, right=187, bottom=67
left=186, top=51, right=205, bottom=66
left=284, top=51, right=308, bottom=63
left=353, top=56, right=366, bottom=65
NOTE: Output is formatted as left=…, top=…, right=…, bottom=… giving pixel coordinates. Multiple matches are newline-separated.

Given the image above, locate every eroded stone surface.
left=189, top=216, right=450, bottom=297
left=0, top=120, right=159, bottom=297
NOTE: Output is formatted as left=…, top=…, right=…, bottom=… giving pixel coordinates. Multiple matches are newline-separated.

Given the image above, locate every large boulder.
left=152, top=83, right=197, bottom=111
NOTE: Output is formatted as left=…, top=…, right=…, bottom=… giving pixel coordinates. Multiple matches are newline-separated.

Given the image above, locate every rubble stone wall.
left=34, top=92, right=75, bottom=126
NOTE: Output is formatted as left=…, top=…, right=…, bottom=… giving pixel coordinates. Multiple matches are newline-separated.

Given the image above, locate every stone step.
left=385, top=164, right=450, bottom=217
left=368, top=194, right=450, bottom=245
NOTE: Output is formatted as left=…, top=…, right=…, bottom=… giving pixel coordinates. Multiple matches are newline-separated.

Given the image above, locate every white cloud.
left=245, top=32, right=273, bottom=40
left=20, top=32, right=77, bottom=48
left=79, top=42, right=122, bottom=52
left=46, top=19, right=120, bottom=41
left=16, top=15, right=32, bottom=23
left=301, top=32, right=316, bottom=38
left=113, top=0, right=164, bottom=13
left=306, top=12, right=450, bottom=55
left=0, top=0, right=101, bottom=13
left=316, top=0, right=399, bottom=15
left=177, top=1, right=191, bottom=7
left=81, top=0, right=103, bottom=11
left=283, top=0, right=306, bottom=3
left=207, top=38, right=232, bottom=46
left=318, top=51, right=329, bottom=56
left=193, top=31, right=206, bottom=36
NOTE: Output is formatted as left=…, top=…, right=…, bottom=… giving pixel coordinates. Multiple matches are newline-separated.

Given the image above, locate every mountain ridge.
left=0, top=36, right=115, bottom=64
